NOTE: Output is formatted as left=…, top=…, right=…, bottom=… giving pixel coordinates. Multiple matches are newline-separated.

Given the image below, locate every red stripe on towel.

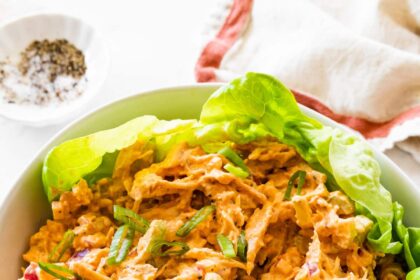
left=195, top=0, right=253, bottom=82
left=195, top=0, right=420, bottom=139
left=293, top=90, right=420, bottom=139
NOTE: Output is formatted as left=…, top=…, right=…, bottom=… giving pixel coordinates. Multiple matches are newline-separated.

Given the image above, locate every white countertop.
left=0, top=0, right=419, bottom=205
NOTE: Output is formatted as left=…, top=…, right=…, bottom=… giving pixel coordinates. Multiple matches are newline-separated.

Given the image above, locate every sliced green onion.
left=38, top=262, right=76, bottom=280
left=224, top=163, right=249, bottom=178
left=217, top=147, right=249, bottom=173
left=114, top=205, right=150, bottom=234
left=150, top=240, right=190, bottom=256
left=216, top=234, right=236, bottom=258
left=237, top=230, right=247, bottom=262
left=176, top=205, right=216, bottom=237
left=48, top=230, right=75, bottom=262
left=283, top=170, right=307, bottom=201
left=107, top=225, right=135, bottom=265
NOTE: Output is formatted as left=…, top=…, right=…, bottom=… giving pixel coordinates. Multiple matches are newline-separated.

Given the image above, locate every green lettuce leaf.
left=42, top=116, right=196, bottom=201
left=83, top=151, right=119, bottom=186
left=394, top=202, right=420, bottom=270
left=407, top=268, right=420, bottom=280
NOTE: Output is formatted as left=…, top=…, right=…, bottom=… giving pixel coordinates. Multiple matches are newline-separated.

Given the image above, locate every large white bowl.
left=1, top=84, right=419, bottom=278
left=0, top=13, right=109, bottom=126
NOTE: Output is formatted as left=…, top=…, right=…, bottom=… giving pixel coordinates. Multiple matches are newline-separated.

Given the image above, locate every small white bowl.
left=0, top=13, right=109, bottom=126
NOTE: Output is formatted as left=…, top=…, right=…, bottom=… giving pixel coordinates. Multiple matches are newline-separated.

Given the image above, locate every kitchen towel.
left=196, top=0, right=420, bottom=163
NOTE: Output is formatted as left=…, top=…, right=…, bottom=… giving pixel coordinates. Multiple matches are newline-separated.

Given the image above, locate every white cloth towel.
left=196, top=0, right=420, bottom=163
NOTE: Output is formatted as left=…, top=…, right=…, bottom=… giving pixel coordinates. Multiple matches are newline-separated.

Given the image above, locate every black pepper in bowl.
left=0, top=39, right=87, bottom=106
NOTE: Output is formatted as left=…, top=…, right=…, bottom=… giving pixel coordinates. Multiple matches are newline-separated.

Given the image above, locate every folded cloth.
left=196, top=0, right=420, bottom=163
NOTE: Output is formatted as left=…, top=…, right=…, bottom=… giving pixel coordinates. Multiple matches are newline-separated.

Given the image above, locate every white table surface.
left=1, top=0, right=419, bottom=205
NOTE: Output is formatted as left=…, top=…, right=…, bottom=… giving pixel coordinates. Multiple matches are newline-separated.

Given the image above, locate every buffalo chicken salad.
left=21, top=73, right=420, bottom=279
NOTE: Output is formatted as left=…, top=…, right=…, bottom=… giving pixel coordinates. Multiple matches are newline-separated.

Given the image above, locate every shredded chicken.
left=20, top=139, right=405, bottom=280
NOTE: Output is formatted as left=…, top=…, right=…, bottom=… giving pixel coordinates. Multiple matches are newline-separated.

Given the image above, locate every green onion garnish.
left=48, top=230, right=75, bottom=262
left=150, top=240, right=190, bottom=256
left=218, top=147, right=249, bottom=175
left=113, top=205, right=150, bottom=234
left=283, top=170, right=307, bottom=201
left=224, top=163, right=249, bottom=178
left=237, top=230, right=247, bottom=262
left=216, top=234, right=236, bottom=258
left=38, top=262, right=76, bottom=280
left=107, top=225, right=135, bottom=265
left=176, top=205, right=216, bottom=237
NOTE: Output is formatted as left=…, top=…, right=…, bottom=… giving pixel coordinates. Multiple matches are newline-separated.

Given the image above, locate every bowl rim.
left=0, top=12, right=110, bottom=125
left=0, top=11, right=90, bottom=28
left=1, top=82, right=418, bottom=218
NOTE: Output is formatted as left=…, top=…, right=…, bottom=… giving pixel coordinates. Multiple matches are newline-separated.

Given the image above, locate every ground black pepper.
left=0, top=39, right=87, bottom=106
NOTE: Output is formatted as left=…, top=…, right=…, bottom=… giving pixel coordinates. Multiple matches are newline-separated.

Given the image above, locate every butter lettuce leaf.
left=394, top=202, right=420, bottom=270
left=407, top=268, right=420, bottom=280
left=42, top=116, right=196, bottom=201
left=83, top=151, right=119, bottom=186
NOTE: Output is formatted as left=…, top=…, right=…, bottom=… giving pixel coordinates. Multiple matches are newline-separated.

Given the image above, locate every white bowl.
left=0, top=13, right=109, bottom=126
left=0, top=84, right=419, bottom=278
